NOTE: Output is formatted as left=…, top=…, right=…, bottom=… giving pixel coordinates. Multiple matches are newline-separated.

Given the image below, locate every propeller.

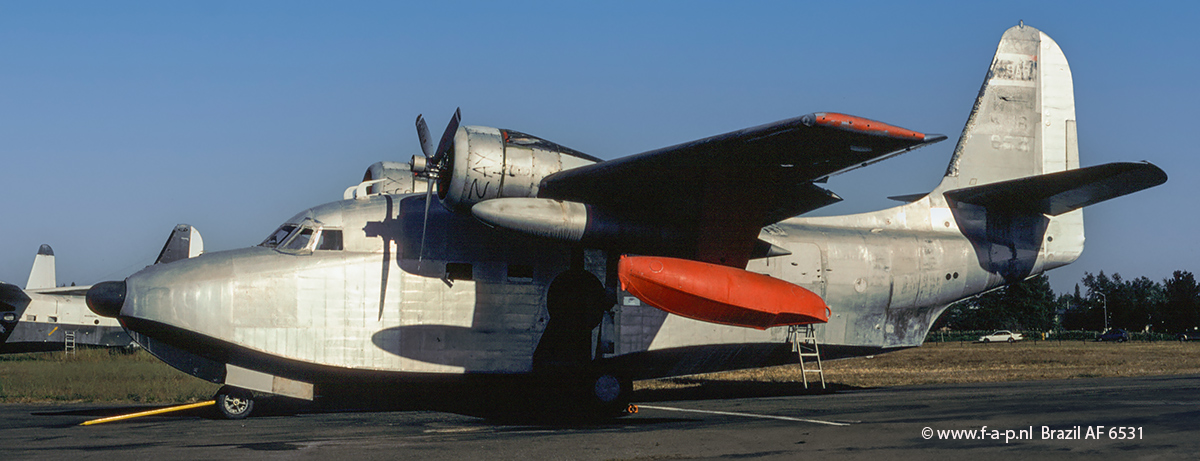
left=410, top=108, right=461, bottom=267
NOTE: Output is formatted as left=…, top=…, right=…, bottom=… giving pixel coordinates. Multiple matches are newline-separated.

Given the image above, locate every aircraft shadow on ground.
left=31, top=379, right=866, bottom=427
left=633, top=378, right=861, bottom=403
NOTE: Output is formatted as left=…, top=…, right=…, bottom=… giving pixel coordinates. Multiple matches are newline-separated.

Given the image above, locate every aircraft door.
left=532, top=269, right=607, bottom=371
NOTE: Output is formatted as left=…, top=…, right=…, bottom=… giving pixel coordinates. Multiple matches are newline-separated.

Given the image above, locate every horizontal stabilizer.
left=887, top=193, right=927, bottom=203
left=943, top=162, right=1167, bottom=216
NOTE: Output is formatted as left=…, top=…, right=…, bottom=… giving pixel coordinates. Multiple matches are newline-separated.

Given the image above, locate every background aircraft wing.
left=538, top=112, right=945, bottom=267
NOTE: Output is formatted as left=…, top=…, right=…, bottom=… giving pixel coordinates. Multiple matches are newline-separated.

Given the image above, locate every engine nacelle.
left=362, top=161, right=428, bottom=195
left=437, top=126, right=598, bottom=212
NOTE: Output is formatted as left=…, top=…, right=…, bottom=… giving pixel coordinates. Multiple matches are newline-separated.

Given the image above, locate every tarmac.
left=3, top=374, right=1198, bottom=460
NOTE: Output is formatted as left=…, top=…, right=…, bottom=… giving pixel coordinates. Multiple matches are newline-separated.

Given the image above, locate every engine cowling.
left=436, top=126, right=598, bottom=212
left=361, top=161, right=428, bottom=195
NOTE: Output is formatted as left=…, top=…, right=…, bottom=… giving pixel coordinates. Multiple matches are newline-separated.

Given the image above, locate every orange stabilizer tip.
left=618, top=255, right=829, bottom=330
left=813, top=112, right=927, bottom=140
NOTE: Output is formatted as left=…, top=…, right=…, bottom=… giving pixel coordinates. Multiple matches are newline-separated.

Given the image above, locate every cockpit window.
left=260, top=224, right=297, bottom=248
left=282, top=227, right=315, bottom=251
left=316, top=230, right=343, bottom=251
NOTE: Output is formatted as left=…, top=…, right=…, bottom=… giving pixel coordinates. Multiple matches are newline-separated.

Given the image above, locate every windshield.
left=282, top=227, right=315, bottom=251
left=260, top=224, right=298, bottom=248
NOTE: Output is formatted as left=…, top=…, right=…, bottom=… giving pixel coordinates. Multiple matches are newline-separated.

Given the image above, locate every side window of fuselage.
left=316, top=230, right=343, bottom=251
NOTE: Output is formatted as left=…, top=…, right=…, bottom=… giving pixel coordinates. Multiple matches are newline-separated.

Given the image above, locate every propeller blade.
left=418, top=108, right=460, bottom=269
left=415, top=114, right=435, bottom=159
left=429, top=108, right=461, bottom=165
left=417, top=177, right=434, bottom=268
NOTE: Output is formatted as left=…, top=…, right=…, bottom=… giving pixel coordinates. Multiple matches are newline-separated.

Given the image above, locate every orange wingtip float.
left=618, top=256, right=829, bottom=330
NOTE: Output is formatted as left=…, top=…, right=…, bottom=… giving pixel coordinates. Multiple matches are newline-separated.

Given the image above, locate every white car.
left=978, top=330, right=1023, bottom=343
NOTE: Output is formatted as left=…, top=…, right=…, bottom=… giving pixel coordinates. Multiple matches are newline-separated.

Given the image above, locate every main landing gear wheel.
left=215, top=386, right=255, bottom=420
left=587, top=372, right=633, bottom=417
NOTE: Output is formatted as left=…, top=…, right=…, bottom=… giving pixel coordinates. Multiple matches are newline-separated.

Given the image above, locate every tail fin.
left=937, top=24, right=1166, bottom=280
left=154, top=224, right=205, bottom=265
left=25, top=244, right=56, bottom=290
left=936, top=23, right=1077, bottom=192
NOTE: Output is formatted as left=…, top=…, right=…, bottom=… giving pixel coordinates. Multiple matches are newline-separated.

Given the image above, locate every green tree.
left=1159, top=270, right=1200, bottom=333
left=1080, top=271, right=1165, bottom=332
left=934, top=274, right=1057, bottom=331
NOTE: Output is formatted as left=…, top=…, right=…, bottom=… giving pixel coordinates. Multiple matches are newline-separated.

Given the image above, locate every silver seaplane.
left=86, top=24, right=1165, bottom=419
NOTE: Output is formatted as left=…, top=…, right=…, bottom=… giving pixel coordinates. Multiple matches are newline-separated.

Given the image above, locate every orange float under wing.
left=617, top=255, right=829, bottom=330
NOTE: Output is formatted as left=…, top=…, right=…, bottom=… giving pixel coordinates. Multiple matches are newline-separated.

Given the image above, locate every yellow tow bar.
left=79, top=400, right=215, bottom=426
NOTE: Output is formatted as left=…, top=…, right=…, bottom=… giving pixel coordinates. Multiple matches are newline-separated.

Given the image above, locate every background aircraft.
left=1, top=225, right=203, bottom=353
left=86, top=25, right=1164, bottom=419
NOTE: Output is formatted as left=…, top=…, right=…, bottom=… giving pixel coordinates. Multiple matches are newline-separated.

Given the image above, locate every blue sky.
left=1, top=1, right=1195, bottom=295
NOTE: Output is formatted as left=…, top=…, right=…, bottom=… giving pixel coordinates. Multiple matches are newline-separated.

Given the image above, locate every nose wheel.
left=215, top=386, right=255, bottom=420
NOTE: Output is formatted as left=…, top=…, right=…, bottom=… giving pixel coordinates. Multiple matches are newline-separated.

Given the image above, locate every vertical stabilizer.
left=936, top=24, right=1085, bottom=274
left=937, top=24, right=1078, bottom=191
left=155, top=224, right=205, bottom=265
left=26, top=244, right=56, bottom=290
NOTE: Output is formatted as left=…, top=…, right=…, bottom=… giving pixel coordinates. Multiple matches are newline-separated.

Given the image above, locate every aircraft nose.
left=86, top=281, right=127, bottom=318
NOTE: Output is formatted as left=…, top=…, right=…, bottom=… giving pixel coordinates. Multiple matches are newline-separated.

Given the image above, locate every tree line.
left=932, top=270, right=1200, bottom=334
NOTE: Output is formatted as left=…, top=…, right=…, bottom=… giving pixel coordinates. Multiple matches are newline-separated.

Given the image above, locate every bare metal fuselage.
left=117, top=186, right=1078, bottom=384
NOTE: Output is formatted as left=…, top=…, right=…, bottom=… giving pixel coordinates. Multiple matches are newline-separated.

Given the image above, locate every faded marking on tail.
left=937, top=25, right=1077, bottom=192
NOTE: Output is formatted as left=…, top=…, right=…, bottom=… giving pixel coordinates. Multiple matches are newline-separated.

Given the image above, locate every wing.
left=538, top=113, right=945, bottom=267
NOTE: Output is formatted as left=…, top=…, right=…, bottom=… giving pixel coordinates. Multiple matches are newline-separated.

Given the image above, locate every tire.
left=585, top=372, right=633, bottom=418
left=216, top=386, right=254, bottom=420
left=1007, top=338, right=1014, bottom=343
left=982, top=338, right=990, bottom=343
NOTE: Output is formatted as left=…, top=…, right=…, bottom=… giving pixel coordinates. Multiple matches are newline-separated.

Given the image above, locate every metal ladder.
left=64, top=330, right=76, bottom=355
left=790, top=325, right=825, bottom=389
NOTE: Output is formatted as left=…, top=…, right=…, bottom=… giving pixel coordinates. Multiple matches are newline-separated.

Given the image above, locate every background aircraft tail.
left=25, top=244, right=55, bottom=290
left=154, top=224, right=205, bottom=265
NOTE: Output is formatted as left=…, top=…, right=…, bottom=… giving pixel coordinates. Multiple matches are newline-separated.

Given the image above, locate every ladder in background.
left=64, top=330, right=76, bottom=355
left=790, top=325, right=825, bottom=389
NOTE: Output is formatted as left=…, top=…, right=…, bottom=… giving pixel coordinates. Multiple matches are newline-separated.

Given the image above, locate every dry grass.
left=0, top=348, right=219, bottom=404
left=639, top=340, right=1200, bottom=392
left=4, top=341, right=1199, bottom=404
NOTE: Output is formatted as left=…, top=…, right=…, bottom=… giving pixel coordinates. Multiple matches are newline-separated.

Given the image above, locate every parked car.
left=1177, top=330, right=1200, bottom=341
left=978, top=330, right=1023, bottom=343
left=1096, top=328, right=1129, bottom=342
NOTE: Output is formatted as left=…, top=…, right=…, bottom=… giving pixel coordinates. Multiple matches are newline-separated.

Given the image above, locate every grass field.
left=642, top=340, right=1200, bottom=392
left=2, top=341, right=1199, bottom=404
left=0, top=349, right=219, bottom=404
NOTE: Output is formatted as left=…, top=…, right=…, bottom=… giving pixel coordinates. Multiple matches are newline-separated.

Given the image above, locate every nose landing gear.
left=215, top=386, right=255, bottom=420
